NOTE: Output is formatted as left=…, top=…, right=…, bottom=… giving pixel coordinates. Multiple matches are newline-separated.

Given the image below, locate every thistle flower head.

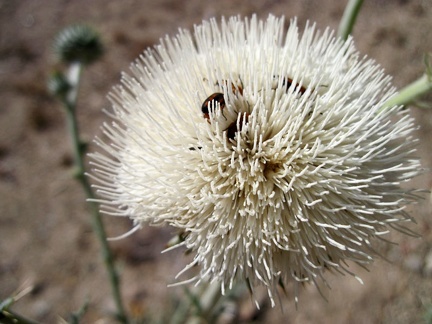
left=53, top=25, right=103, bottom=65
left=90, top=15, right=421, bottom=306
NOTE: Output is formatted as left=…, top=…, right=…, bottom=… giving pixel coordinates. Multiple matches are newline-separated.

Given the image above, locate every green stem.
left=0, top=310, right=42, bottom=324
left=338, top=0, right=364, bottom=41
left=63, top=63, right=129, bottom=324
left=186, top=282, right=223, bottom=324
left=169, top=282, right=224, bottom=324
left=381, top=74, right=432, bottom=111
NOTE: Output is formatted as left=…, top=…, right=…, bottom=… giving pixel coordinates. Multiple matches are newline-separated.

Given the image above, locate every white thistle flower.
left=90, top=15, right=422, bottom=306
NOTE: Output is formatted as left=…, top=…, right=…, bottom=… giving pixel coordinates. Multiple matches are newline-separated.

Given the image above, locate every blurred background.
left=1, top=0, right=432, bottom=323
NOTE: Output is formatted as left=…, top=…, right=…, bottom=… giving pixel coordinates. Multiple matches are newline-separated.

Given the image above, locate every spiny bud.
left=53, top=25, right=103, bottom=65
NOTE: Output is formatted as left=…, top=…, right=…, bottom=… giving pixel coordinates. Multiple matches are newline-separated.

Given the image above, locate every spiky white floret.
left=90, top=15, right=421, bottom=306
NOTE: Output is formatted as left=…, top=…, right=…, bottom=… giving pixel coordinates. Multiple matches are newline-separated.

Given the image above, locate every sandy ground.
left=1, top=0, right=432, bottom=323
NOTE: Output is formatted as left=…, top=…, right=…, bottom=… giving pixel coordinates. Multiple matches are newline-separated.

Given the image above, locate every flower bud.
left=53, top=25, right=103, bottom=65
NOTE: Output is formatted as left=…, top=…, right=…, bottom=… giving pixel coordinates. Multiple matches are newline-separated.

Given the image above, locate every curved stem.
left=381, top=74, right=432, bottom=111
left=338, top=0, right=364, bottom=41
left=63, top=62, right=129, bottom=323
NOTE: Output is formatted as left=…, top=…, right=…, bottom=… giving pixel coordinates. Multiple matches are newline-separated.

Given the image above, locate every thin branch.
left=338, top=0, right=364, bottom=41
left=61, top=62, right=129, bottom=323
left=381, top=74, right=432, bottom=111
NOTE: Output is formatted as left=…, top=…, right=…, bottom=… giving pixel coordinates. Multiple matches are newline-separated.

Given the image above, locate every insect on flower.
left=273, top=75, right=307, bottom=95
left=226, top=112, right=249, bottom=140
left=217, top=79, right=244, bottom=96
left=202, top=79, right=248, bottom=140
left=201, top=92, right=226, bottom=121
left=282, top=77, right=307, bottom=94
left=201, top=79, right=244, bottom=121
